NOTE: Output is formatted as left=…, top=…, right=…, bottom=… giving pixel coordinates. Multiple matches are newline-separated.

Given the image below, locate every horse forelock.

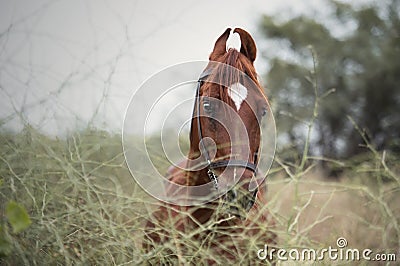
left=201, top=49, right=264, bottom=113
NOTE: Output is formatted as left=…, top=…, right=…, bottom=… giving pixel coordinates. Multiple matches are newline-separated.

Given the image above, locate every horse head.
left=188, top=28, right=270, bottom=219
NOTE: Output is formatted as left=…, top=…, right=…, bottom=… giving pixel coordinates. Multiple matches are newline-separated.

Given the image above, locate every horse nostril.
left=226, top=189, right=238, bottom=202
left=223, top=187, right=257, bottom=218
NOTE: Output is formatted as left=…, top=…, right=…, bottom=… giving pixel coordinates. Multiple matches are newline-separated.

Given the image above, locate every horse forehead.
left=228, top=82, right=248, bottom=111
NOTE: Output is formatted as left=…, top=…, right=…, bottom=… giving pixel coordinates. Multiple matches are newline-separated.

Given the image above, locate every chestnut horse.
left=143, top=28, right=275, bottom=264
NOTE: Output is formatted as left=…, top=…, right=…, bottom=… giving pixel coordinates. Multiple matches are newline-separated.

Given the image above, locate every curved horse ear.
left=209, top=28, right=231, bottom=60
left=233, top=28, right=257, bottom=64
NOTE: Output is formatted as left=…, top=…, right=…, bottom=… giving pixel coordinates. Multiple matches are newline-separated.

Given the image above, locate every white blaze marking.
left=228, top=82, right=248, bottom=111
left=226, top=31, right=241, bottom=51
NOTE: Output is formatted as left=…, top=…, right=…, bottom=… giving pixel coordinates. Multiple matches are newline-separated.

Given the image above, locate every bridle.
left=195, top=68, right=259, bottom=197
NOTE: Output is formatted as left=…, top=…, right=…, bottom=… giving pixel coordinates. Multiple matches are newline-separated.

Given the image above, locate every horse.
left=143, top=28, right=276, bottom=264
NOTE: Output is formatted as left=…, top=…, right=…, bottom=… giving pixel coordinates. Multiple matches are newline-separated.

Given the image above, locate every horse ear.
left=233, top=28, right=257, bottom=63
left=209, top=28, right=231, bottom=60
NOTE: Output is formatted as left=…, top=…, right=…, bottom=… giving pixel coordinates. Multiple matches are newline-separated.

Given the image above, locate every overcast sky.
left=0, top=0, right=373, bottom=135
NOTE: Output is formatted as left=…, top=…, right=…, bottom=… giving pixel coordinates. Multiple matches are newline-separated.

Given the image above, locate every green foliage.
left=260, top=0, right=400, bottom=161
left=0, top=201, right=31, bottom=258
left=5, top=201, right=31, bottom=234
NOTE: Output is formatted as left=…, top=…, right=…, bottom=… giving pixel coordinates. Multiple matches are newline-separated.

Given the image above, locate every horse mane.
left=222, top=48, right=259, bottom=82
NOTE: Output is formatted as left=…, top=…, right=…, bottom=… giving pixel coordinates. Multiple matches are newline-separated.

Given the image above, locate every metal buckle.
left=207, top=168, right=219, bottom=190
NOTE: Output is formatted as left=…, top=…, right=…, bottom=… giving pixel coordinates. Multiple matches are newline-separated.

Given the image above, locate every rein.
left=195, top=68, right=259, bottom=191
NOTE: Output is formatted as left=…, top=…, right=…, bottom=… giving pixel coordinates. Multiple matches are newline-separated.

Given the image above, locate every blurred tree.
left=260, top=0, right=400, bottom=162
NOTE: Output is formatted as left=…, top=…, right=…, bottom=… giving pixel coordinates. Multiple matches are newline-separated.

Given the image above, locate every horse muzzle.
left=222, top=186, right=258, bottom=220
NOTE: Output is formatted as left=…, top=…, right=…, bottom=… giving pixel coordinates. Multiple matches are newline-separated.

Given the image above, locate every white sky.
left=0, top=0, right=372, bottom=135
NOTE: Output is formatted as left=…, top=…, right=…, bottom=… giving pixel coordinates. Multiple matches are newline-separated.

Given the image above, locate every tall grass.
left=0, top=124, right=399, bottom=264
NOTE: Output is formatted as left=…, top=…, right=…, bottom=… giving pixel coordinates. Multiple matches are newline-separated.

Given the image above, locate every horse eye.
left=261, top=108, right=268, bottom=117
